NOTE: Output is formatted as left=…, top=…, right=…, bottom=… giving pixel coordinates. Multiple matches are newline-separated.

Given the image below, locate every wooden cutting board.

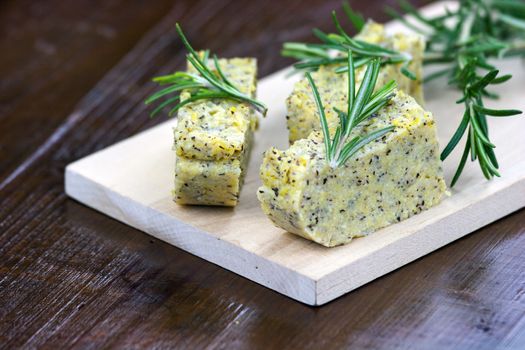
left=65, top=1, right=525, bottom=306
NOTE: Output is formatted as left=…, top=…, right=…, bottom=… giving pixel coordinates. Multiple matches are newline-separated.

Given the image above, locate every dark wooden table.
left=1, top=0, right=524, bottom=348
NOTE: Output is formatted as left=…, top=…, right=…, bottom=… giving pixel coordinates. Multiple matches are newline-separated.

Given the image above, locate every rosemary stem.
left=458, top=10, right=475, bottom=46
left=331, top=136, right=346, bottom=168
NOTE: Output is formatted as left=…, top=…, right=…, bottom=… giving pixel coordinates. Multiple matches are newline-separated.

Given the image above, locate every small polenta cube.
left=173, top=57, right=258, bottom=206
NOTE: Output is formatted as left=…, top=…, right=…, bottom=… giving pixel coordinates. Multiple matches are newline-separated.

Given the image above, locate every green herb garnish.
left=282, top=4, right=415, bottom=79
left=306, top=50, right=396, bottom=168
left=145, top=23, right=267, bottom=117
left=388, top=0, right=524, bottom=186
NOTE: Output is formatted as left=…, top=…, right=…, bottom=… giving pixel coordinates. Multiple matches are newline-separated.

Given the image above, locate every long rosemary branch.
left=388, top=0, right=524, bottom=186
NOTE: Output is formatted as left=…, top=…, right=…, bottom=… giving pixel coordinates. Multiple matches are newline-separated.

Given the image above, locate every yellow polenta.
left=174, top=57, right=258, bottom=206
left=258, top=90, right=446, bottom=247
left=286, top=21, right=425, bottom=143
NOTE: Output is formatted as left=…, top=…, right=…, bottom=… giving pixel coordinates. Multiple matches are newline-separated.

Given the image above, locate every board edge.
left=65, top=166, right=319, bottom=305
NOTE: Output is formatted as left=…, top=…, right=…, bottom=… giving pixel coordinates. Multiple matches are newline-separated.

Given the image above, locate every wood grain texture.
left=1, top=0, right=524, bottom=348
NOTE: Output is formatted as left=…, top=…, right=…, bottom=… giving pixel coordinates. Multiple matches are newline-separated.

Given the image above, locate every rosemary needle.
left=145, top=23, right=267, bottom=118
left=306, top=50, right=396, bottom=168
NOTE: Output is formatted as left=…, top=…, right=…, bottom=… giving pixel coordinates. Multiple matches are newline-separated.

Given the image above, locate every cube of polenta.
left=173, top=57, right=258, bottom=206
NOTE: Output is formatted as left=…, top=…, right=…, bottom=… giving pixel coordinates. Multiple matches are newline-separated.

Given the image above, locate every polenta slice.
left=286, top=21, right=425, bottom=144
left=258, top=90, right=446, bottom=247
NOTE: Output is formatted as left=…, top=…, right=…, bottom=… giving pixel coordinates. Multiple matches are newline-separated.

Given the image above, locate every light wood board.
left=65, top=2, right=525, bottom=305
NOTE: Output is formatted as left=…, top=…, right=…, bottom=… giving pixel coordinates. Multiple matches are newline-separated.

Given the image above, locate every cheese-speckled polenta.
left=173, top=57, right=258, bottom=206
left=258, top=90, right=446, bottom=247
left=286, top=21, right=425, bottom=143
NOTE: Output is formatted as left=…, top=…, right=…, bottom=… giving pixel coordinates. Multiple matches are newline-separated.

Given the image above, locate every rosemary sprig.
left=388, top=0, right=524, bottom=186
left=145, top=24, right=267, bottom=117
left=306, top=50, right=396, bottom=168
left=282, top=3, right=415, bottom=79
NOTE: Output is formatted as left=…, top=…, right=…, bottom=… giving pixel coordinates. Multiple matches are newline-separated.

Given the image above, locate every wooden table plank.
left=1, top=0, right=524, bottom=348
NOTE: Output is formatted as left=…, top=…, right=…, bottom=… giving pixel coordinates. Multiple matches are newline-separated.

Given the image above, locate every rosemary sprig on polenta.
left=306, top=50, right=396, bottom=167
left=146, top=24, right=267, bottom=117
